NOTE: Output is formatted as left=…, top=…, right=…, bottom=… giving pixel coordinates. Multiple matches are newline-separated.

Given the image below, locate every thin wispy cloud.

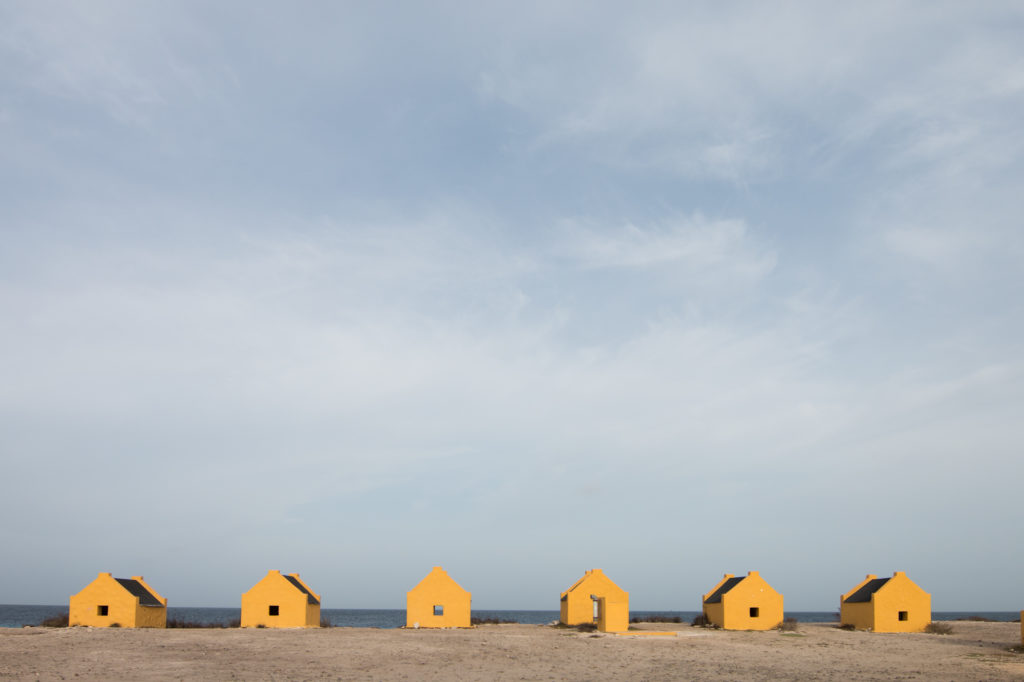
left=563, top=216, right=775, bottom=277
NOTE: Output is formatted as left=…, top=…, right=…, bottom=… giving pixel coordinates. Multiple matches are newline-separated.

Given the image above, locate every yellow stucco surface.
left=240, top=570, right=321, bottom=628
left=702, top=571, right=783, bottom=631
left=406, top=566, right=471, bottom=628
left=840, top=571, right=931, bottom=633
left=559, top=569, right=629, bottom=632
left=69, top=572, right=167, bottom=628
left=595, top=594, right=629, bottom=633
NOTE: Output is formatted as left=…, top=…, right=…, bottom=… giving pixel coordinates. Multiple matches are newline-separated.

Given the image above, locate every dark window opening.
left=269, top=605, right=279, bottom=616
left=898, top=611, right=908, bottom=621
left=97, top=605, right=109, bottom=616
left=433, top=605, right=444, bottom=616
left=749, top=607, right=759, bottom=618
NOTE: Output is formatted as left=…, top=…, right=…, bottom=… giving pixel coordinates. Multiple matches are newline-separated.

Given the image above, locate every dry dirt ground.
left=2, top=622, right=1022, bottom=681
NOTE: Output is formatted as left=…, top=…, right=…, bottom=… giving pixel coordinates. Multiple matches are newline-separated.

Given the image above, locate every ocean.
left=1, top=605, right=1018, bottom=629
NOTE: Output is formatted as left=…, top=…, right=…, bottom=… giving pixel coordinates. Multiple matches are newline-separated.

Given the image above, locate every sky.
left=1, top=1, right=1023, bottom=611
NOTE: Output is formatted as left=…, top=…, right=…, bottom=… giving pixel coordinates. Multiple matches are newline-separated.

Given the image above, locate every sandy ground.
left=2, top=621, right=1022, bottom=681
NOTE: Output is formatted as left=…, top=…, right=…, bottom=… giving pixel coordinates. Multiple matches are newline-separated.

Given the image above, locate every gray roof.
left=843, top=578, right=890, bottom=603
left=704, top=576, right=745, bottom=604
left=284, top=575, right=319, bottom=605
left=115, top=578, right=162, bottom=607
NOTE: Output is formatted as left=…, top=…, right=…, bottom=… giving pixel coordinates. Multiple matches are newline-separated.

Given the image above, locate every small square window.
left=898, top=611, right=908, bottom=621
left=749, top=607, right=759, bottom=618
left=433, top=605, right=444, bottom=616
left=269, top=605, right=279, bottom=616
left=97, top=605, right=109, bottom=616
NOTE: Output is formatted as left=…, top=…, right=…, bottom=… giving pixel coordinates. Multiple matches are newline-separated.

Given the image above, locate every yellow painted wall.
left=840, top=572, right=931, bottom=632
left=406, top=566, right=471, bottom=628
left=839, top=599, right=873, bottom=630
left=702, top=600, right=724, bottom=626
left=240, top=570, right=321, bottom=628
left=69, top=572, right=167, bottom=628
left=702, top=571, right=783, bottom=631
left=596, top=594, right=629, bottom=633
left=559, top=569, right=629, bottom=626
left=134, top=604, right=167, bottom=628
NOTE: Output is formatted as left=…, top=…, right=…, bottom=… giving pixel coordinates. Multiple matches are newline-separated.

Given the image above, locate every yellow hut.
left=69, top=572, right=167, bottom=628
left=406, top=566, right=471, bottom=628
left=839, top=571, right=930, bottom=632
left=559, top=569, right=629, bottom=632
left=702, top=571, right=783, bottom=631
left=241, top=570, right=321, bottom=628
